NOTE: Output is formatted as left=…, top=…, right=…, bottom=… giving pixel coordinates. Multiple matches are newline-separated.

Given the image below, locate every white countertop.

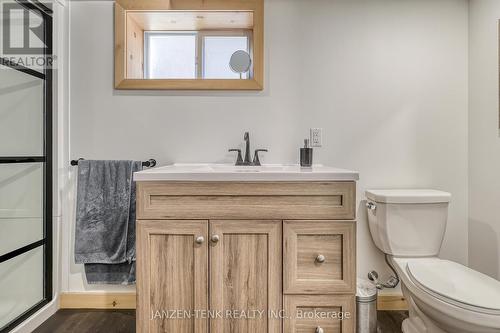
left=134, top=163, right=359, bottom=182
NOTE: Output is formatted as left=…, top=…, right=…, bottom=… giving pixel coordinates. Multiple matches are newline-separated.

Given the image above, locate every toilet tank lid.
left=365, top=189, right=451, bottom=204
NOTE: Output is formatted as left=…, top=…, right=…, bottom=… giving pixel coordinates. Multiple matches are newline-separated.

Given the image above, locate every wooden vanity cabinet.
left=210, top=220, right=282, bottom=333
left=136, top=220, right=209, bottom=333
left=136, top=181, right=356, bottom=333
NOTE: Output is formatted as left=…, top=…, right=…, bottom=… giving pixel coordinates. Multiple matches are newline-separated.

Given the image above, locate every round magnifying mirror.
left=229, top=50, right=251, bottom=79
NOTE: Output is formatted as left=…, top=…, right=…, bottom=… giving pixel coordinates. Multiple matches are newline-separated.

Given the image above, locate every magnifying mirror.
left=229, top=50, right=252, bottom=79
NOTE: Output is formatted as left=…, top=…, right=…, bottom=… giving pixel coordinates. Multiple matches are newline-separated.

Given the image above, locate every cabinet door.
left=284, top=221, right=356, bottom=294
left=210, top=220, right=282, bottom=333
left=137, top=220, right=208, bottom=333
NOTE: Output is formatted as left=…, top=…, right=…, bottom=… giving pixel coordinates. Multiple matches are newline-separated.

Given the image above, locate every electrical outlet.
left=310, top=128, right=322, bottom=147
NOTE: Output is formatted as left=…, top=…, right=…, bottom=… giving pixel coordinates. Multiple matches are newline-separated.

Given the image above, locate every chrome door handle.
left=195, top=236, right=204, bottom=244
left=211, top=234, right=220, bottom=243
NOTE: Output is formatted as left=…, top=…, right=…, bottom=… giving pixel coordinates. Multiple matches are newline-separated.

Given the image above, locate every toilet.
left=365, top=189, right=500, bottom=333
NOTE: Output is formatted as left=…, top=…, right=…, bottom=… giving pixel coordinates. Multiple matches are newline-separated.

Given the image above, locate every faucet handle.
left=253, top=149, right=268, bottom=166
left=229, top=149, right=243, bottom=166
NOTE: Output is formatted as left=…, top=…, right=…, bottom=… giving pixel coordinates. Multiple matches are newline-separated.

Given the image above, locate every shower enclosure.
left=0, top=1, right=52, bottom=332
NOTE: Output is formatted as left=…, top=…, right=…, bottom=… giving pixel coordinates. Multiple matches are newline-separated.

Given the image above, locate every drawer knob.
left=195, top=236, right=205, bottom=244
left=315, top=327, right=324, bottom=333
left=211, top=234, right=220, bottom=243
left=316, top=254, right=326, bottom=263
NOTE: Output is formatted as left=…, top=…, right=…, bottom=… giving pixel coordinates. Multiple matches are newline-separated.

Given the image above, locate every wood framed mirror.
left=115, top=0, right=264, bottom=90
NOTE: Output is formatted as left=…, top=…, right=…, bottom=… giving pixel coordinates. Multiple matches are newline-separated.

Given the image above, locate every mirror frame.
left=114, top=0, right=264, bottom=90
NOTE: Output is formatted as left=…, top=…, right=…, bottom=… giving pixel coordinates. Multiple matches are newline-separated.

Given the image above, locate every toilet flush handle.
left=366, top=202, right=376, bottom=210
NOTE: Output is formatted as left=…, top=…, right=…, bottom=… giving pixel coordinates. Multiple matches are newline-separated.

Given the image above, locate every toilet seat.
left=406, top=258, right=500, bottom=315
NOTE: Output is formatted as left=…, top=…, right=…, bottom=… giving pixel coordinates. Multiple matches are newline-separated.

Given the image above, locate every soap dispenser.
left=300, top=139, right=313, bottom=167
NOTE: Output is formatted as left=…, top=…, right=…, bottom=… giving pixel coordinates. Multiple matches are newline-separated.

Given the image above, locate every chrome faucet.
left=229, top=132, right=268, bottom=166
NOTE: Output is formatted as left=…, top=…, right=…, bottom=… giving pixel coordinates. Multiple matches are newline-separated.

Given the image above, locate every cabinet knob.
left=315, top=327, right=324, bottom=333
left=211, top=234, right=220, bottom=243
left=316, top=254, right=326, bottom=263
left=195, top=236, right=204, bottom=244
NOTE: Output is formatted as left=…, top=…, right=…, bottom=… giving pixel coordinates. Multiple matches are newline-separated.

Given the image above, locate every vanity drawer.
left=284, top=295, right=355, bottom=333
left=284, top=221, right=355, bottom=294
left=136, top=181, right=355, bottom=220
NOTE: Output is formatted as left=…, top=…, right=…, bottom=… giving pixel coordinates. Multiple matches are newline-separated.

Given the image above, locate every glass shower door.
left=0, top=1, right=52, bottom=332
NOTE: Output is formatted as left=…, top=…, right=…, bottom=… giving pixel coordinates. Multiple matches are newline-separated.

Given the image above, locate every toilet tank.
left=365, top=189, right=451, bottom=257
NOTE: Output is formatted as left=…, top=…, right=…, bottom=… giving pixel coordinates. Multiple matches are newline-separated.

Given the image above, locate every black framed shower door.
left=0, top=1, right=52, bottom=332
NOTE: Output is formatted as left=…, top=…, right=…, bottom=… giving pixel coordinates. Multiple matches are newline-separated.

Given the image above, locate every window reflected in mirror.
left=145, top=32, right=197, bottom=79
left=144, top=30, right=251, bottom=79
left=204, top=34, right=251, bottom=79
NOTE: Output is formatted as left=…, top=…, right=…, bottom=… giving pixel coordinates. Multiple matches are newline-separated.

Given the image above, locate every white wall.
left=64, top=0, right=469, bottom=292
left=468, top=0, right=500, bottom=279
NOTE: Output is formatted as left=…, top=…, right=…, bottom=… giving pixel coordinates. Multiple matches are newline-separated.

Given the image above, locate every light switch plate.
left=310, top=128, right=322, bottom=147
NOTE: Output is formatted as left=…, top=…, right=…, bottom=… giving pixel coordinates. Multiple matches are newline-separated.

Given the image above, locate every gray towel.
left=84, top=261, right=136, bottom=285
left=74, top=160, right=142, bottom=284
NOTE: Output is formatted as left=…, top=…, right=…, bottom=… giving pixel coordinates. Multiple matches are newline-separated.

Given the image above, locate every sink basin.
left=134, top=163, right=359, bottom=181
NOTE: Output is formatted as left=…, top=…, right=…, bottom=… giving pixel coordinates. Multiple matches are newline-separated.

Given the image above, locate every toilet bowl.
left=366, top=189, right=500, bottom=333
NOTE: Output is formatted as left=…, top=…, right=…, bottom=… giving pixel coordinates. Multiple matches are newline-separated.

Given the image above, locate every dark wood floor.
left=33, top=310, right=136, bottom=333
left=33, top=309, right=408, bottom=333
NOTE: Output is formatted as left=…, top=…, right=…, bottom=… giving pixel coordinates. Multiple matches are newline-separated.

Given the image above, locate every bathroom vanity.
left=134, top=164, right=359, bottom=333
